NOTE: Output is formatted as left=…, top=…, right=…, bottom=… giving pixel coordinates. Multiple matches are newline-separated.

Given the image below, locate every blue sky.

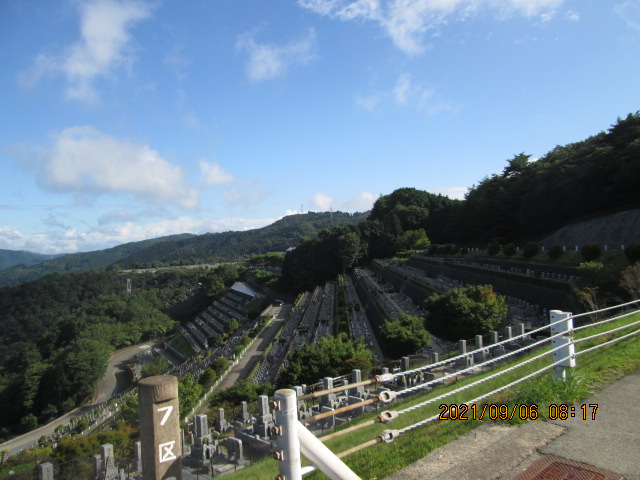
left=1, top=0, right=639, bottom=254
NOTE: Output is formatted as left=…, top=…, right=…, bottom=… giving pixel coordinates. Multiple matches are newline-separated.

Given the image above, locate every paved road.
left=199, top=304, right=291, bottom=413
left=92, top=340, right=159, bottom=405
left=385, top=368, right=640, bottom=480
left=0, top=340, right=159, bottom=457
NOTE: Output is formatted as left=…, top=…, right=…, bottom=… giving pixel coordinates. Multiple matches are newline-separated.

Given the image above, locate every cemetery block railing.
left=271, top=300, right=640, bottom=480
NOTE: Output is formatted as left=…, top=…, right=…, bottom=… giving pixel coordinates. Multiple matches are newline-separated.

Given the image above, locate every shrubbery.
left=547, top=244, right=563, bottom=260
left=581, top=243, right=602, bottom=261
left=486, top=241, right=500, bottom=256
left=625, top=243, right=640, bottom=264
left=276, top=336, right=373, bottom=388
left=379, top=314, right=430, bottom=359
left=522, top=242, right=540, bottom=258
left=503, top=243, right=516, bottom=257
left=424, top=285, right=508, bottom=341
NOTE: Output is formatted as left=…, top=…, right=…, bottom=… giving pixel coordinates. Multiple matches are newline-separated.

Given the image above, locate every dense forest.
left=0, top=211, right=367, bottom=287
left=281, top=112, right=640, bottom=290
left=458, top=113, right=640, bottom=242
left=0, top=265, right=241, bottom=440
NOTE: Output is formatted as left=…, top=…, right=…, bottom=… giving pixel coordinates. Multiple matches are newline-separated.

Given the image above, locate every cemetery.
left=3, top=243, right=639, bottom=479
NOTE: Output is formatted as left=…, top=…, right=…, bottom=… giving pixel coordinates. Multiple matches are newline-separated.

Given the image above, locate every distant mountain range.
left=0, top=211, right=368, bottom=287
left=0, top=250, right=64, bottom=271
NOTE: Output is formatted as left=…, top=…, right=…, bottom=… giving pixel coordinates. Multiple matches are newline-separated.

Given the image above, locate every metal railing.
left=270, top=300, right=640, bottom=480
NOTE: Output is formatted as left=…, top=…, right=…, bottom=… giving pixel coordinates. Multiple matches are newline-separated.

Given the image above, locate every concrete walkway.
left=197, top=304, right=291, bottom=414
left=385, top=368, right=640, bottom=480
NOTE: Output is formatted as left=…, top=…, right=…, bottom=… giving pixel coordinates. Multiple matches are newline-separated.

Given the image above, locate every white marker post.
left=139, top=375, right=182, bottom=480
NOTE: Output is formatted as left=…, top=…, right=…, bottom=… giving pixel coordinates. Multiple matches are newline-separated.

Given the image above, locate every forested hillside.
left=0, top=250, right=61, bottom=271
left=116, top=211, right=367, bottom=268
left=281, top=112, right=640, bottom=290
left=0, top=211, right=367, bottom=287
left=0, top=234, right=193, bottom=287
left=456, top=112, right=640, bottom=243
left=0, top=266, right=237, bottom=440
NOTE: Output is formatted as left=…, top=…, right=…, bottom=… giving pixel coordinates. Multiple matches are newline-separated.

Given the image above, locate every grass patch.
left=166, top=331, right=196, bottom=358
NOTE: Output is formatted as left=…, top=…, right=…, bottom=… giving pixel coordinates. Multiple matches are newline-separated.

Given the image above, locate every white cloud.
left=31, top=126, right=199, bottom=207
left=2, top=214, right=284, bottom=254
left=340, top=191, right=377, bottom=211
left=393, top=73, right=433, bottom=107
left=221, top=180, right=272, bottom=206
left=236, top=28, right=318, bottom=81
left=199, top=160, right=235, bottom=186
left=98, top=209, right=137, bottom=225
left=311, top=192, right=335, bottom=211
left=356, top=73, right=434, bottom=110
left=615, top=1, right=640, bottom=32
left=310, top=191, right=377, bottom=211
left=431, top=186, right=469, bottom=199
left=20, top=0, right=153, bottom=102
left=565, top=10, right=579, bottom=21
left=0, top=226, right=24, bottom=247
left=354, top=92, right=385, bottom=111
left=299, top=0, right=564, bottom=54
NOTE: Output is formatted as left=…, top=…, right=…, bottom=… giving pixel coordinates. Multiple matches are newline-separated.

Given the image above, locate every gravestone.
left=253, top=395, right=273, bottom=438
left=226, top=437, right=243, bottom=463
left=239, top=401, right=251, bottom=423
left=214, top=408, right=227, bottom=432
left=350, top=369, right=364, bottom=396
left=38, top=462, right=54, bottom=480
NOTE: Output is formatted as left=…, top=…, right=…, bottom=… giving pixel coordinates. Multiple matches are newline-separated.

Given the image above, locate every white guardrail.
left=271, top=300, right=640, bottom=480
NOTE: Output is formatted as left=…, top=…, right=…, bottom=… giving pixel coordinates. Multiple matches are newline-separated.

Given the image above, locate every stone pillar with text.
left=139, top=375, right=182, bottom=480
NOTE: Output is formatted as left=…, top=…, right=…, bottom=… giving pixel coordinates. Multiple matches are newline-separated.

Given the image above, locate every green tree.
left=502, top=152, right=531, bottom=178
left=625, top=244, right=640, bottom=264
left=178, top=376, right=203, bottom=418
left=486, top=241, right=500, bottom=256
left=19, top=414, right=38, bottom=433
left=211, top=357, right=229, bottom=375
left=277, top=337, right=373, bottom=388
left=48, top=338, right=112, bottom=408
left=140, top=355, right=171, bottom=379
left=379, top=314, right=430, bottom=359
left=120, top=395, right=139, bottom=428
left=398, top=229, right=430, bottom=250
left=548, top=245, right=563, bottom=260
left=581, top=243, right=602, bottom=261
left=578, top=261, right=617, bottom=287
left=620, top=263, right=640, bottom=299
left=226, top=318, right=240, bottom=334
left=198, top=369, right=217, bottom=389
left=522, top=242, right=540, bottom=258
left=424, top=285, right=507, bottom=341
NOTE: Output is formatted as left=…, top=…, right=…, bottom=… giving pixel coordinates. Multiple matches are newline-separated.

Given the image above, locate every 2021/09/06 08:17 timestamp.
left=438, top=403, right=599, bottom=421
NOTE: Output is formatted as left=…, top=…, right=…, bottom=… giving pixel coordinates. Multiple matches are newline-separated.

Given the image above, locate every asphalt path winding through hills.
left=92, top=340, right=159, bottom=405
left=199, top=304, right=291, bottom=413
left=0, top=340, right=159, bottom=457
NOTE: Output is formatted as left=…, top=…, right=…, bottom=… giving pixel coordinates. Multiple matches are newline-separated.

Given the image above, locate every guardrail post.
left=297, top=421, right=362, bottom=480
left=549, top=310, right=576, bottom=382
left=274, top=389, right=302, bottom=480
